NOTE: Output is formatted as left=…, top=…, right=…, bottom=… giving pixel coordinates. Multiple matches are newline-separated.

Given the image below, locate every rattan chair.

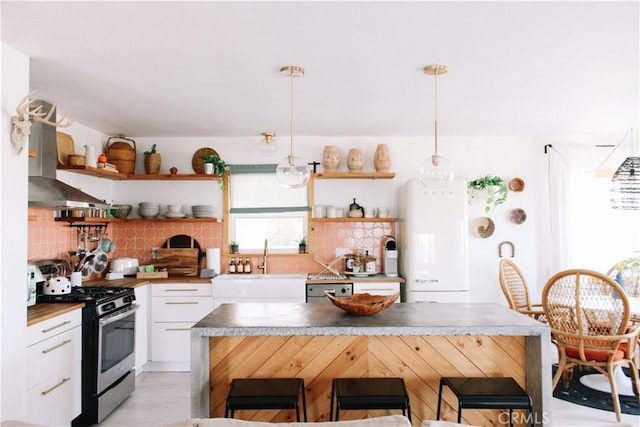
left=542, top=269, right=640, bottom=422
left=498, top=259, right=545, bottom=321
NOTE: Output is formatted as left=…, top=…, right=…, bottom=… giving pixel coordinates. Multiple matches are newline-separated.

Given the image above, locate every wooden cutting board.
left=155, top=248, right=198, bottom=277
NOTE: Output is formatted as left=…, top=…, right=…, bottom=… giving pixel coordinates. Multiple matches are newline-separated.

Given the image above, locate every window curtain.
left=547, top=139, right=640, bottom=273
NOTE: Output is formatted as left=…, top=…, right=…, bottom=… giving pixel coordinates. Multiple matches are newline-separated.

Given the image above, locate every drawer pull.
left=166, top=328, right=191, bottom=331
left=41, top=320, right=71, bottom=334
left=165, top=301, right=199, bottom=305
left=42, top=339, right=71, bottom=354
left=41, top=377, right=71, bottom=396
left=359, top=288, right=395, bottom=292
left=164, top=288, right=199, bottom=292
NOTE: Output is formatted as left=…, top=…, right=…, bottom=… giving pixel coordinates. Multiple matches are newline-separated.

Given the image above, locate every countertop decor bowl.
left=109, top=204, right=132, bottom=218
left=324, top=291, right=399, bottom=316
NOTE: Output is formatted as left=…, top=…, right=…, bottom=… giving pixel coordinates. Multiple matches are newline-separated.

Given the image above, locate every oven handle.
left=99, top=303, right=139, bottom=326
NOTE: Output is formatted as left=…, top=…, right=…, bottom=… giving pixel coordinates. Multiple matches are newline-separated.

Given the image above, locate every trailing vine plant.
left=468, top=175, right=508, bottom=213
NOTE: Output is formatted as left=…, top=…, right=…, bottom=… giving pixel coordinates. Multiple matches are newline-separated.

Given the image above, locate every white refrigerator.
left=398, top=178, right=469, bottom=302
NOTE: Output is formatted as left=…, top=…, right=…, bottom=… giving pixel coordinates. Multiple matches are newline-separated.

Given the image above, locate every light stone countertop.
left=191, top=302, right=549, bottom=337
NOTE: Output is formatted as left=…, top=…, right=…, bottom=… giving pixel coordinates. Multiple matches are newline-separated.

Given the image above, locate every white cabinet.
left=353, top=282, right=400, bottom=300
left=134, top=285, right=149, bottom=374
left=26, top=309, right=82, bottom=426
left=148, top=282, right=213, bottom=371
left=212, top=274, right=306, bottom=309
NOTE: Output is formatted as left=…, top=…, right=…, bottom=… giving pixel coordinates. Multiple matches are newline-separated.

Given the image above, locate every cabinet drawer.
left=27, top=326, right=82, bottom=389
left=151, top=283, right=212, bottom=297
left=25, top=362, right=81, bottom=426
left=151, top=322, right=193, bottom=362
left=152, top=296, right=213, bottom=322
left=27, top=309, right=82, bottom=347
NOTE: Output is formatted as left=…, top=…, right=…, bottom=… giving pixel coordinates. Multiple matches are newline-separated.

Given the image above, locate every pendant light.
left=260, top=132, right=277, bottom=156
left=276, top=66, right=310, bottom=188
left=419, top=64, right=454, bottom=188
left=611, top=128, right=640, bottom=210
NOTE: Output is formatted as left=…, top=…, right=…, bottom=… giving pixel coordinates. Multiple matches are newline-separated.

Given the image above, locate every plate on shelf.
left=345, top=272, right=377, bottom=277
left=192, top=147, right=220, bottom=174
left=165, top=213, right=186, bottom=218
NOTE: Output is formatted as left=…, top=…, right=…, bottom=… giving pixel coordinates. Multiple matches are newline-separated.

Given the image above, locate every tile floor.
left=100, top=371, right=639, bottom=427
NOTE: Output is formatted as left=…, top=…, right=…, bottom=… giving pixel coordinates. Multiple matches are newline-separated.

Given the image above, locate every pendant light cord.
left=289, top=69, right=295, bottom=158
left=434, top=70, right=439, bottom=158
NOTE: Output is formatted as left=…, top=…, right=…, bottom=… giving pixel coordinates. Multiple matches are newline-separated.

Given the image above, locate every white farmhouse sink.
left=212, top=273, right=307, bottom=308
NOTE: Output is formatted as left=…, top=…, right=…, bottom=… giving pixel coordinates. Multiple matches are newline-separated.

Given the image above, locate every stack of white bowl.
left=192, top=205, right=216, bottom=218
left=138, top=202, right=160, bottom=218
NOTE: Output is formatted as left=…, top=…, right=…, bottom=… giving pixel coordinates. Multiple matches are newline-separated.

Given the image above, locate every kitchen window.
left=228, top=164, right=309, bottom=253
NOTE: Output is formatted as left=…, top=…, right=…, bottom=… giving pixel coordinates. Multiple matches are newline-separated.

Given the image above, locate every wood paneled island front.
left=191, top=303, right=552, bottom=426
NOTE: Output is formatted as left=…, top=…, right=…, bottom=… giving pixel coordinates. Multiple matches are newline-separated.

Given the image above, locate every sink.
left=212, top=274, right=307, bottom=307
left=214, top=273, right=307, bottom=280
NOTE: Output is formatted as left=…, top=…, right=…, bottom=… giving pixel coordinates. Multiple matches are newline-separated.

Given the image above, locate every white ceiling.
left=2, top=1, right=639, bottom=139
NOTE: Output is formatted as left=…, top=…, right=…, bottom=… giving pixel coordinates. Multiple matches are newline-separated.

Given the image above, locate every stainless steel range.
left=35, top=264, right=138, bottom=426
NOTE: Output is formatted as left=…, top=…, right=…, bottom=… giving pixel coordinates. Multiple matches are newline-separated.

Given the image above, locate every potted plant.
left=298, top=236, right=307, bottom=254
left=143, top=144, right=161, bottom=174
left=200, top=152, right=227, bottom=176
left=229, top=241, right=239, bottom=254
left=468, top=175, right=508, bottom=212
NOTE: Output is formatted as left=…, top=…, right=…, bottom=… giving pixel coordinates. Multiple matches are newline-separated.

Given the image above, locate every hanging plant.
left=468, top=175, right=508, bottom=213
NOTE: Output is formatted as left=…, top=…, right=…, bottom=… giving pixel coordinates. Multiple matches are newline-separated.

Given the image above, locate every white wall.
left=115, top=134, right=547, bottom=305
left=1, top=42, right=30, bottom=422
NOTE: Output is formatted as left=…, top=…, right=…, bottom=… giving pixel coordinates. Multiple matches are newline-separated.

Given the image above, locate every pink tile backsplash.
left=28, top=207, right=396, bottom=276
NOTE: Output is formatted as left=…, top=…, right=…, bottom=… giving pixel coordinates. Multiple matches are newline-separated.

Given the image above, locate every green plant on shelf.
left=468, top=175, right=508, bottom=213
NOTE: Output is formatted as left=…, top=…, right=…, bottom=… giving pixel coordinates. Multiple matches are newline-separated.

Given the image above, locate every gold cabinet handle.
left=165, top=301, right=198, bottom=305
left=42, top=320, right=71, bottom=333
left=42, top=339, right=71, bottom=354
left=165, top=328, right=191, bottom=331
left=164, top=289, right=199, bottom=292
left=41, top=377, right=71, bottom=396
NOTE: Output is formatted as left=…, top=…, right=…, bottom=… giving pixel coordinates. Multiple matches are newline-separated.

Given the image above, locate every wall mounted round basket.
left=472, top=217, right=495, bottom=239
left=508, top=208, right=527, bottom=224
left=508, top=177, right=525, bottom=192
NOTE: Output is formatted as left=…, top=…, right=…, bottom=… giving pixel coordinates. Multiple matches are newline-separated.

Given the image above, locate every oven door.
left=97, top=303, right=139, bottom=394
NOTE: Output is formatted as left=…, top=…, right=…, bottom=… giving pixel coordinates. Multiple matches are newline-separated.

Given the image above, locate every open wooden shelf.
left=312, top=218, right=397, bottom=223
left=312, top=172, right=395, bottom=180
left=55, top=217, right=220, bottom=224
left=57, top=165, right=222, bottom=181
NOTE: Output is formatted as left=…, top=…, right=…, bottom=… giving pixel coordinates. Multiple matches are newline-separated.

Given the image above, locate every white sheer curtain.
left=547, top=139, right=640, bottom=273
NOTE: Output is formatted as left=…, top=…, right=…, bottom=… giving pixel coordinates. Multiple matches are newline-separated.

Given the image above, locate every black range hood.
left=28, top=100, right=108, bottom=209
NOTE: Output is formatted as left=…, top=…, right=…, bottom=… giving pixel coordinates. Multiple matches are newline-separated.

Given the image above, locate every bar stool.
left=225, top=378, right=307, bottom=421
left=330, top=377, right=411, bottom=421
left=437, top=377, right=533, bottom=427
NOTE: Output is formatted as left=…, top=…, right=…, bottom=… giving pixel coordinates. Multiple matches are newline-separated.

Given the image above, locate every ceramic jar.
left=322, top=145, right=341, bottom=173
left=374, top=144, right=391, bottom=172
left=347, top=149, right=364, bottom=173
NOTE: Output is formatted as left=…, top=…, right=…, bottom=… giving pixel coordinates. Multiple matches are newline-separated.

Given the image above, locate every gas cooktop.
left=37, top=285, right=134, bottom=304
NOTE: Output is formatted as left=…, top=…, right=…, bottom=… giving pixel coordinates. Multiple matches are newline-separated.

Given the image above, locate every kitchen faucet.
left=257, top=238, right=268, bottom=274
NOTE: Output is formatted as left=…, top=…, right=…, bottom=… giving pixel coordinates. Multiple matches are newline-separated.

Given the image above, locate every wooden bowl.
left=324, top=291, right=399, bottom=316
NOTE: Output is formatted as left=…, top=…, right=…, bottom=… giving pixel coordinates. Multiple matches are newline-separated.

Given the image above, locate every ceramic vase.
left=347, top=149, right=364, bottom=173
left=373, top=144, right=391, bottom=172
left=322, top=146, right=341, bottom=173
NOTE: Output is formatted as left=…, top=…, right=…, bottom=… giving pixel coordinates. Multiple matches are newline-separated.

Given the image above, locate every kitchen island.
left=191, top=302, right=552, bottom=426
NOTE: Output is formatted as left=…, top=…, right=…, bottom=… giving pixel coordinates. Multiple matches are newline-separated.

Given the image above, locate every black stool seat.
left=437, top=377, right=533, bottom=427
left=331, top=377, right=411, bottom=421
left=225, top=378, right=307, bottom=421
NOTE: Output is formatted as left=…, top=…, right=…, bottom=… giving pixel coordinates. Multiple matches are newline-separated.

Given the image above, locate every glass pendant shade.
left=419, top=154, right=454, bottom=188
left=420, top=64, right=453, bottom=188
left=276, top=65, right=309, bottom=188
left=610, top=156, right=640, bottom=210
left=276, top=154, right=310, bottom=188
left=260, top=132, right=277, bottom=156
